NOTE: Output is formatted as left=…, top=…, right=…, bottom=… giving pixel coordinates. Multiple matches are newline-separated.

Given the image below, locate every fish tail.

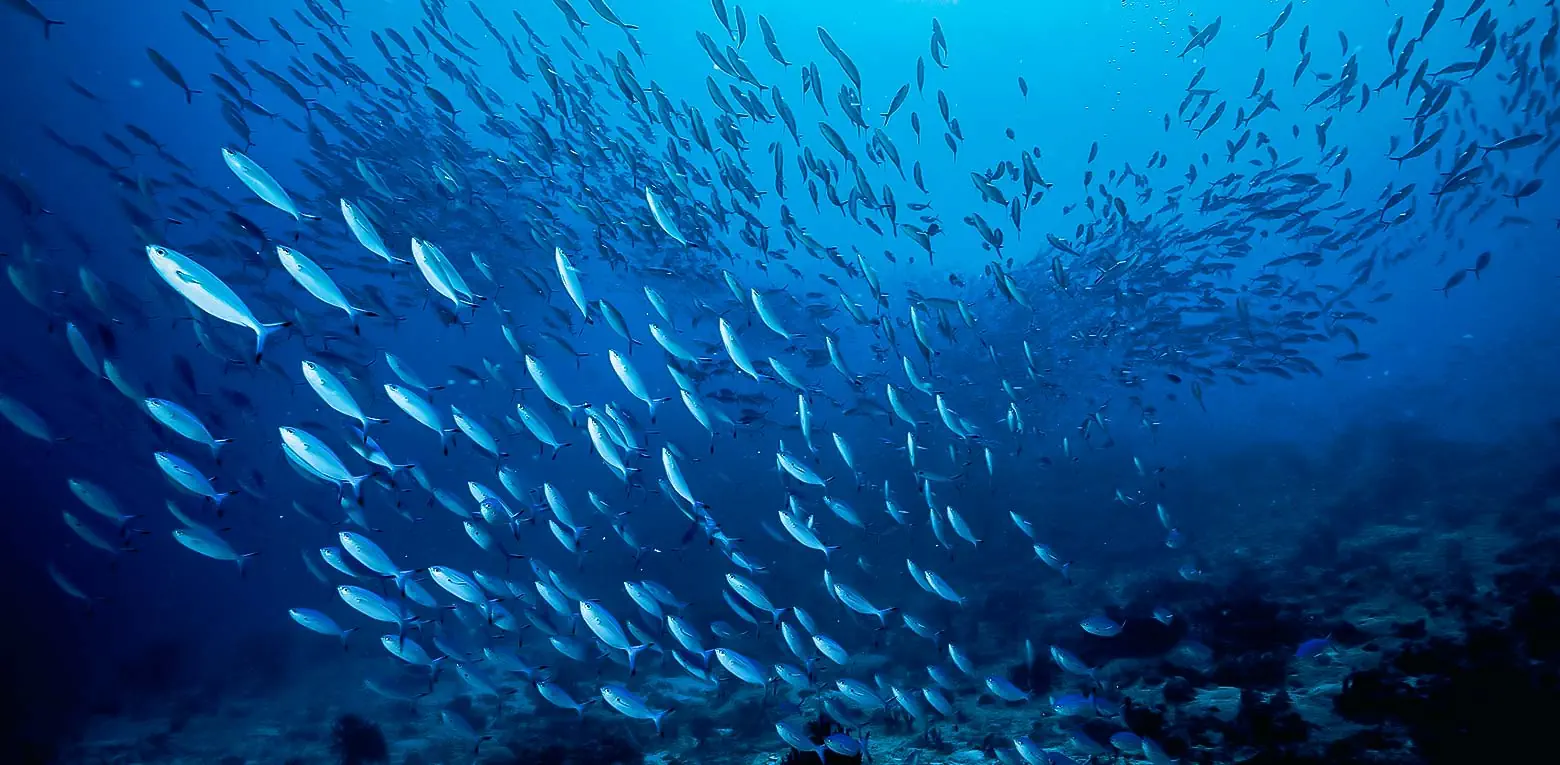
left=211, top=490, right=239, bottom=513
left=237, top=551, right=259, bottom=578
left=626, top=643, right=649, bottom=675
left=255, top=321, right=290, bottom=362
left=348, top=474, right=369, bottom=504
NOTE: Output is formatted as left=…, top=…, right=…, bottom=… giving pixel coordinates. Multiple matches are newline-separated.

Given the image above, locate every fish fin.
left=347, top=474, right=369, bottom=504
left=254, top=321, right=290, bottom=362
left=210, top=490, right=239, bottom=515
left=237, top=551, right=259, bottom=577
left=625, top=643, right=650, bottom=675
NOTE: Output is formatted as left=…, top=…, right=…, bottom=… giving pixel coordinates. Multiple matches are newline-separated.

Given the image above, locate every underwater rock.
left=1002, top=655, right=1054, bottom=696
left=1324, top=558, right=1560, bottom=765
left=1160, top=675, right=1197, bottom=705
left=475, top=746, right=521, bottom=765
left=503, top=718, right=644, bottom=765
left=1511, top=585, right=1560, bottom=660
left=1392, top=619, right=1427, bottom=639
left=1211, top=650, right=1289, bottom=691
left=1333, top=668, right=1405, bottom=725
left=1183, top=685, right=1241, bottom=722
left=329, top=713, right=389, bottom=765
left=1230, top=688, right=1310, bottom=749
left=915, top=724, right=954, bottom=755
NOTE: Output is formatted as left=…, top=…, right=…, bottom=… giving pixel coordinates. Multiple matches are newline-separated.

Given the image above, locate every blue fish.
left=824, top=732, right=866, bottom=757
left=1295, top=635, right=1332, bottom=658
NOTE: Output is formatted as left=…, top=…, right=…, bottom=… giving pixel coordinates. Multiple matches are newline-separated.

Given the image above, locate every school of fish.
left=2, top=0, right=1556, bottom=762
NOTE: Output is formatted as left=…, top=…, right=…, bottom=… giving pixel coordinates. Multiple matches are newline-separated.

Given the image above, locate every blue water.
left=2, top=1, right=1559, bottom=763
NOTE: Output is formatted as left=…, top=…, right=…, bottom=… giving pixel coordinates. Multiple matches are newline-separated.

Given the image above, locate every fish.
left=340, top=199, right=408, bottom=265
left=384, top=384, right=450, bottom=453
left=777, top=450, right=827, bottom=486
left=517, top=405, right=570, bottom=458
left=1481, top=133, right=1544, bottom=154
left=145, top=398, right=230, bottom=458
left=280, top=427, right=369, bottom=502
left=812, top=633, right=849, bottom=665
left=609, top=349, right=662, bottom=421
left=714, top=647, right=768, bottom=685
left=554, top=247, right=590, bottom=324
left=275, top=246, right=376, bottom=332
left=817, top=27, right=861, bottom=92
left=1295, top=636, right=1332, bottom=658
left=380, top=634, right=441, bottom=670
left=923, top=570, right=966, bottom=606
left=751, top=289, right=795, bottom=340
left=289, top=608, right=358, bottom=649
left=833, top=583, right=895, bottom=626
left=172, top=527, right=256, bottom=574
left=147, top=48, right=200, bottom=102
left=727, top=573, right=786, bottom=622
left=301, top=360, right=385, bottom=432
left=536, top=681, right=592, bottom=717
left=67, top=479, right=137, bottom=529
left=718, top=318, right=762, bottom=381
left=985, top=675, right=1031, bottom=702
left=1080, top=615, right=1124, bottom=637
left=580, top=601, right=650, bottom=673
left=646, top=187, right=688, bottom=245
left=65, top=322, right=100, bottom=377
left=0, top=391, right=51, bottom=441
left=155, top=451, right=234, bottom=508
left=105, top=357, right=146, bottom=399
left=5, top=0, right=64, bottom=37
left=410, top=238, right=476, bottom=309
left=221, top=148, right=302, bottom=218
left=147, top=245, right=289, bottom=361
left=600, top=684, right=671, bottom=733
